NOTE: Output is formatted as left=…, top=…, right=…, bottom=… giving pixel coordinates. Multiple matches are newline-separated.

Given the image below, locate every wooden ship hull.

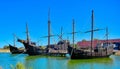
left=18, top=39, right=69, bottom=56
left=71, top=54, right=110, bottom=59
left=25, top=45, right=45, bottom=55
left=24, top=44, right=47, bottom=56
left=68, top=46, right=112, bottom=59
left=17, top=39, right=46, bottom=56
left=9, top=44, right=25, bottom=54
left=46, top=40, right=69, bottom=56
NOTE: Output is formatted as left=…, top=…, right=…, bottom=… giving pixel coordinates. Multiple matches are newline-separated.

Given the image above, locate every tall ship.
left=67, top=10, right=113, bottom=59
left=17, top=23, right=69, bottom=56
left=17, top=9, right=69, bottom=56
left=17, top=23, right=45, bottom=55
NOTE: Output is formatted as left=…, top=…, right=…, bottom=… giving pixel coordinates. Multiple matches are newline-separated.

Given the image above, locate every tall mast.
left=26, top=23, right=30, bottom=43
left=106, top=27, right=108, bottom=45
left=91, top=10, right=94, bottom=56
left=72, top=19, right=75, bottom=48
left=60, top=27, right=63, bottom=40
left=48, top=8, right=51, bottom=47
left=13, top=34, right=16, bottom=47
left=105, top=27, right=108, bottom=55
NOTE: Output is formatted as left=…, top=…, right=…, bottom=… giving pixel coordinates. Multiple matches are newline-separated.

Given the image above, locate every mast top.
left=92, top=10, right=94, bottom=16
left=92, top=10, right=94, bottom=24
left=48, top=8, right=50, bottom=22
left=106, top=27, right=108, bottom=36
left=26, top=22, right=30, bottom=43
left=72, top=18, right=75, bottom=24
left=60, top=27, right=63, bottom=40
left=13, top=33, right=16, bottom=47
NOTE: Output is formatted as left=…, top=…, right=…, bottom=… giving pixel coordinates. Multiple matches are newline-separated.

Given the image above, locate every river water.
left=0, top=53, right=120, bottom=69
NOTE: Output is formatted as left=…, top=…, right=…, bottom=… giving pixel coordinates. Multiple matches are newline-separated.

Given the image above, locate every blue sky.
left=0, top=0, right=120, bottom=48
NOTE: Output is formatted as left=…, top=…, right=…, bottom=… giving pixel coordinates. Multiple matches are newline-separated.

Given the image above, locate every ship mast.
left=59, top=27, right=63, bottom=40
left=84, top=10, right=102, bottom=56
left=71, top=19, right=76, bottom=48
left=106, top=27, right=109, bottom=55
left=13, top=34, right=16, bottom=47
left=48, top=8, right=51, bottom=48
left=72, top=19, right=75, bottom=48
left=91, top=10, right=94, bottom=56
left=69, top=19, right=77, bottom=48
left=106, top=27, right=108, bottom=45
left=26, top=23, right=30, bottom=43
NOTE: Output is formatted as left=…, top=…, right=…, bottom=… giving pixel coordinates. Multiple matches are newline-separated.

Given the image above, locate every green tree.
left=16, top=62, right=25, bottom=69
left=94, top=38, right=99, bottom=40
left=82, top=39, right=86, bottom=42
left=3, top=45, right=9, bottom=49
left=10, top=62, right=32, bottom=69
left=10, top=62, right=25, bottom=69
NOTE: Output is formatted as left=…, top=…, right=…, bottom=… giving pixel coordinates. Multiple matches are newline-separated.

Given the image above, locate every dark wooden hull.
left=17, top=39, right=45, bottom=56
left=9, top=45, right=25, bottom=54
left=18, top=39, right=69, bottom=56
left=24, top=44, right=46, bottom=56
left=71, top=52, right=110, bottom=59
left=68, top=46, right=111, bottom=59
left=19, top=40, right=69, bottom=56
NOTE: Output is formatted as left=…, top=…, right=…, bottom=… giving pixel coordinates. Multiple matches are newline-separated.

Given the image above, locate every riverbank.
left=0, top=49, right=10, bottom=53
left=115, top=50, right=120, bottom=56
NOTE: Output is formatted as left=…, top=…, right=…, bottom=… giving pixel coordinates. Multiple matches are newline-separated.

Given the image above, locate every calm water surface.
left=0, top=53, right=120, bottom=69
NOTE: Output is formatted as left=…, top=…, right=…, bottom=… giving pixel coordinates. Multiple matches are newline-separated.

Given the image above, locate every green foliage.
left=82, top=39, right=86, bottom=42
left=71, top=44, right=77, bottom=47
left=3, top=45, right=9, bottom=49
left=16, top=62, right=25, bottom=69
left=10, top=62, right=25, bottom=69
left=10, top=62, right=32, bottom=69
left=39, top=46, right=46, bottom=49
left=94, top=38, right=99, bottom=40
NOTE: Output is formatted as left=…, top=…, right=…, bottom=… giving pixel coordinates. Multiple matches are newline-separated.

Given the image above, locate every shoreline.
left=0, top=49, right=10, bottom=53
left=115, top=50, right=120, bottom=56
left=0, top=49, right=120, bottom=56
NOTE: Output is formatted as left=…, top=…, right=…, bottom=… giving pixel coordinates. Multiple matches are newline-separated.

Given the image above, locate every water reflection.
left=24, top=56, right=68, bottom=69
left=0, top=53, right=119, bottom=69
left=67, top=58, right=113, bottom=69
